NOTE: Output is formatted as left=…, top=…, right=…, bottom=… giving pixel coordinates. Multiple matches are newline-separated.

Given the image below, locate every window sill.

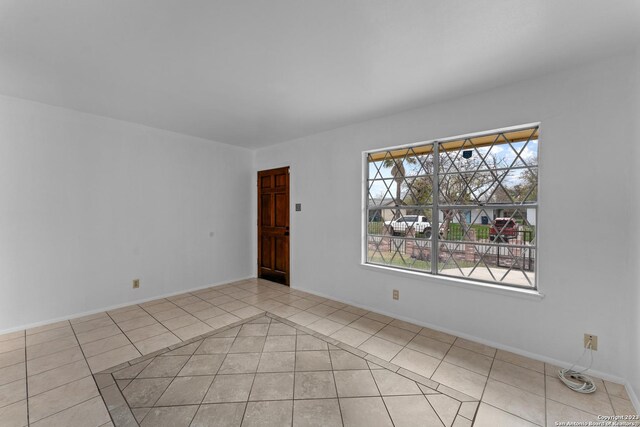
left=360, top=262, right=544, bottom=300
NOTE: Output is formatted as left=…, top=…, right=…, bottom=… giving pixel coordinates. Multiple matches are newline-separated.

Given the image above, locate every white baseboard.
left=0, top=276, right=254, bottom=335
left=292, top=284, right=640, bottom=413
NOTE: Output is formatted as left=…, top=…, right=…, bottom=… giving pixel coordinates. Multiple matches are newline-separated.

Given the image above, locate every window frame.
left=362, top=122, right=541, bottom=292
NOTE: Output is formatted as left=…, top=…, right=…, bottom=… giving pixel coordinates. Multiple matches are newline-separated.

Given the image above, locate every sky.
left=367, top=139, right=539, bottom=204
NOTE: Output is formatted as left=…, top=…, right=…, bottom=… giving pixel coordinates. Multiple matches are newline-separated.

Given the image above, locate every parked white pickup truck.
left=385, top=215, right=432, bottom=236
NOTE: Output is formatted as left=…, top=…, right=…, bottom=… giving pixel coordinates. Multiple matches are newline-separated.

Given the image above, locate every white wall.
left=0, top=95, right=253, bottom=331
left=254, top=52, right=639, bottom=397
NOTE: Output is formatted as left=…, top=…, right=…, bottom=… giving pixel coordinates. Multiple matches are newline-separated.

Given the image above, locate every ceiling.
left=1, top=1, right=639, bottom=148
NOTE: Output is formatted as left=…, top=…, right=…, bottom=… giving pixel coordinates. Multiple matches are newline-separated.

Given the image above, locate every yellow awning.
left=368, top=127, right=538, bottom=162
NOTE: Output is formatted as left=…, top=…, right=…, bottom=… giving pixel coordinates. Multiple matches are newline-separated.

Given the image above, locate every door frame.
left=257, top=166, right=290, bottom=286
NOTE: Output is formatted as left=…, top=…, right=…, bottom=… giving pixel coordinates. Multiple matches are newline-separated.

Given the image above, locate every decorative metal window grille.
left=365, top=124, right=539, bottom=289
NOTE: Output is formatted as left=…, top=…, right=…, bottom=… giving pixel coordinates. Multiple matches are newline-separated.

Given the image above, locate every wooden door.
left=257, top=167, right=290, bottom=285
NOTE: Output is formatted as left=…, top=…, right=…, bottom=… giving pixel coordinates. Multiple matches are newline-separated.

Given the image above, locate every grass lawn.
left=367, top=251, right=477, bottom=271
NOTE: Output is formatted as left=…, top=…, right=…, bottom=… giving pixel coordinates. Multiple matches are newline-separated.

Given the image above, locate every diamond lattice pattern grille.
left=366, top=125, right=539, bottom=289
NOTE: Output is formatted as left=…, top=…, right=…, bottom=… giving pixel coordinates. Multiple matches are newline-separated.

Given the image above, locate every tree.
left=382, top=156, right=417, bottom=220
left=440, top=154, right=491, bottom=242
left=511, top=168, right=538, bottom=202
left=404, top=150, right=509, bottom=250
left=379, top=147, right=532, bottom=243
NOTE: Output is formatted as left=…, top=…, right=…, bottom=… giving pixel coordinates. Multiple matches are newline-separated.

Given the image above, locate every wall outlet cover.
left=584, top=334, right=598, bottom=351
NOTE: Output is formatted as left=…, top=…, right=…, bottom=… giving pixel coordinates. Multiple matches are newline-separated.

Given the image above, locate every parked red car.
left=489, top=218, right=518, bottom=242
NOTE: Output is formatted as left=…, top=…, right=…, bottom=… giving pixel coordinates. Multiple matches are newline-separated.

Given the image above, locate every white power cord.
left=558, top=338, right=597, bottom=394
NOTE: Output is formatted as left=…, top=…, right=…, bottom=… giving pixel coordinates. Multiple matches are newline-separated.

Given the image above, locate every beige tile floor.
left=96, top=314, right=472, bottom=427
left=0, top=278, right=637, bottom=426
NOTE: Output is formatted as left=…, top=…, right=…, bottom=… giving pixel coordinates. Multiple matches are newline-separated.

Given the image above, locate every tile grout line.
left=482, top=352, right=557, bottom=425
left=24, top=324, right=73, bottom=344
left=114, top=313, right=174, bottom=334
left=422, top=389, right=450, bottom=427
left=25, top=332, right=99, bottom=400
left=134, top=301, right=184, bottom=347
left=27, top=348, right=100, bottom=424
left=469, top=399, right=480, bottom=424
left=282, top=317, right=298, bottom=426
left=129, top=316, right=249, bottom=413
left=545, top=393, right=614, bottom=419
left=147, top=369, right=181, bottom=410
left=543, top=363, right=548, bottom=427
left=0, top=377, right=29, bottom=395
left=428, top=337, right=479, bottom=396
left=482, top=401, right=545, bottom=426
left=366, top=325, right=453, bottom=425
left=108, top=393, right=465, bottom=407
left=75, top=326, right=123, bottom=346
left=175, top=290, right=251, bottom=332
left=81, top=336, right=139, bottom=362
left=119, top=315, right=261, bottom=420
left=487, top=375, right=545, bottom=397
left=477, top=346, right=497, bottom=412
left=0, top=351, right=24, bottom=367
left=29, top=391, right=101, bottom=425
left=602, top=375, right=619, bottom=415
left=289, top=310, right=457, bottom=427
left=327, top=339, right=346, bottom=427
left=0, top=339, right=26, bottom=356
left=96, top=380, right=118, bottom=427
left=382, top=325, right=414, bottom=367
left=25, top=341, right=86, bottom=374
left=494, top=353, right=545, bottom=374
left=68, top=316, right=117, bottom=427
left=22, top=330, right=30, bottom=427
left=69, top=312, right=110, bottom=326
left=103, top=310, right=144, bottom=363
left=236, top=326, right=258, bottom=427
left=24, top=321, right=70, bottom=339
left=366, top=352, right=397, bottom=427
left=110, top=311, right=265, bottom=374
left=284, top=313, right=440, bottom=398
left=25, top=372, right=99, bottom=400
left=116, top=366, right=153, bottom=425
left=279, top=311, right=451, bottom=425
left=290, top=324, right=296, bottom=427
left=189, top=320, right=245, bottom=425
left=122, top=358, right=156, bottom=386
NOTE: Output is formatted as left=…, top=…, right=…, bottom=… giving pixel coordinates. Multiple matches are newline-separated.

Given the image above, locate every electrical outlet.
left=584, top=333, right=598, bottom=351
left=392, top=289, right=399, bottom=300
left=133, top=279, right=140, bottom=289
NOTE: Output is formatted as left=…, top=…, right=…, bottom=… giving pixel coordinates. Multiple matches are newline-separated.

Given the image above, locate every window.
left=365, top=124, right=539, bottom=289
